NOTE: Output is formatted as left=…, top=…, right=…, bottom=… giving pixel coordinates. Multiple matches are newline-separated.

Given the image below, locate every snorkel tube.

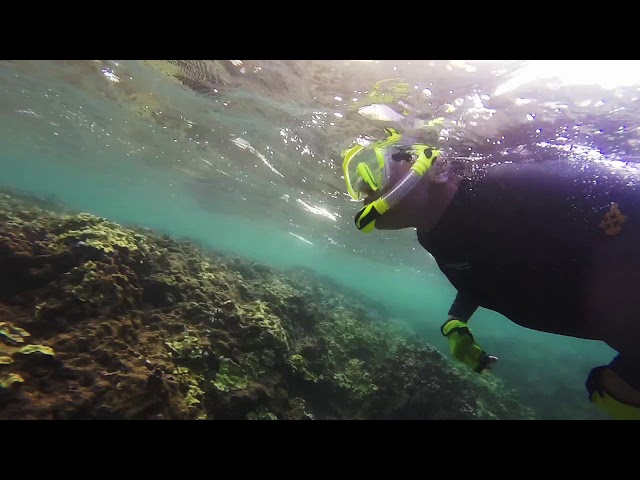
left=354, top=144, right=440, bottom=233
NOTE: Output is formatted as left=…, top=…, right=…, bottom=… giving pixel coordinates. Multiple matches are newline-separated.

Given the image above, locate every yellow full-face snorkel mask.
left=341, top=128, right=441, bottom=233
left=342, top=128, right=402, bottom=201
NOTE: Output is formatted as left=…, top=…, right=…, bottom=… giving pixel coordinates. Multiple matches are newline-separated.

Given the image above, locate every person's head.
left=342, top=129, right=449, bottom=232
left=361, top=150, right=418, bottom=205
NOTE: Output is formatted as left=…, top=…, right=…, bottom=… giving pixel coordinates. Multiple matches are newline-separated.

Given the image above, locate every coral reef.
left=0, top=187, right=535, bottom=420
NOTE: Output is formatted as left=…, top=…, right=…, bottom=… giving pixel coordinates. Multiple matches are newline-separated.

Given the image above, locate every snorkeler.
left=342, top=127, right=640, bottom=420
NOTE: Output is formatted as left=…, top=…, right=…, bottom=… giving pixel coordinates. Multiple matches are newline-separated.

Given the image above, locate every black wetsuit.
left=416, top=158, right=640, bottom=388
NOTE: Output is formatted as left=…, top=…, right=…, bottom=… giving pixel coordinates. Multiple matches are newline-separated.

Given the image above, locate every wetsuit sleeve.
left=447, top=291, right=479, bottom=322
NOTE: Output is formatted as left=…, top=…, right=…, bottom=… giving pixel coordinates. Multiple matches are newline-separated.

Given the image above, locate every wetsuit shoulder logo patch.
left=599, top=202, right=628, bottom=236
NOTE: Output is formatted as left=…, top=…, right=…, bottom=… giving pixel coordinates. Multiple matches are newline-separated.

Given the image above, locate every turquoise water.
left=1, top=150, right=456, bottom=326
left=1, top=60, right=629, bottom=419
left=0, top=145, right=615, bottom=419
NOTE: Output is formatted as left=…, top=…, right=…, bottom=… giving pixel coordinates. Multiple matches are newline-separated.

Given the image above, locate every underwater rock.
left=0, top=373, right=24, bottom=389
left=0, top=187, right=538, bottom=420
left=0, top=322, right=31, bottom=344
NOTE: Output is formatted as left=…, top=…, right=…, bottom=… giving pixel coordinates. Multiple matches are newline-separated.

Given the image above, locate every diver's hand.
left=441, top=319, right=498, bottom=373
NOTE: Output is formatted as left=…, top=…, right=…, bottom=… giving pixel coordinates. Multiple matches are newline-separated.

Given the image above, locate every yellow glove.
left=441, top=319, right=498, bottom=373
left=586, top=365, right=640, bottom=420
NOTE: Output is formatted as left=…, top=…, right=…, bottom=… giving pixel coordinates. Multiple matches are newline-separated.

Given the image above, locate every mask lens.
left=344, top=149, right=384, bottom=200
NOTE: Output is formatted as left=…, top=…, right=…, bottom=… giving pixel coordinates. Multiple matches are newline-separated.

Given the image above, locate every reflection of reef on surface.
left=0, top=187, right=534, bottom=420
